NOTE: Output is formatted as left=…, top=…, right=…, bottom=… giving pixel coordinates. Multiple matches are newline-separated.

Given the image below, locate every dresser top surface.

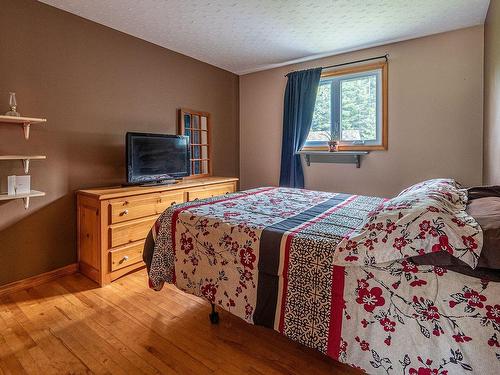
left=77, top=176, right=239, bottom=200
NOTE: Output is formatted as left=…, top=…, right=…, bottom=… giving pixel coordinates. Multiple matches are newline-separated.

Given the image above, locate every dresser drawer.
left=109, top=216, right=157, bottom=248
left=110, top=241, right=144, bottom=271
left=110, top=192, right=183, bottom=224
left=188, top=183, right=235, bottom=201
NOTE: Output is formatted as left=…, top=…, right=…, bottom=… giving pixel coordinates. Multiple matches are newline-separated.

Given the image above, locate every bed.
left=143, top=180, right=500, bottom=374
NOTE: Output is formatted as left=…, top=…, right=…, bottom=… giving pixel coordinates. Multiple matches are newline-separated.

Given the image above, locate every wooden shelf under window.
left=297, top=150, right=369, bottom=168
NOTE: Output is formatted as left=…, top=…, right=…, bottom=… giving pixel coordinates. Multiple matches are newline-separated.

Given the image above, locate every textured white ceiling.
left=38, top=0, right=490, bottom=75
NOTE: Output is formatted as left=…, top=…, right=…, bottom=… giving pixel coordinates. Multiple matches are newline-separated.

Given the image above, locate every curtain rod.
left=285, top=53, right=389, bottom=77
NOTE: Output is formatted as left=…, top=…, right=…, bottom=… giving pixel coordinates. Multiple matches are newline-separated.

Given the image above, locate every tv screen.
left=126, top=132, right=190, bottom=184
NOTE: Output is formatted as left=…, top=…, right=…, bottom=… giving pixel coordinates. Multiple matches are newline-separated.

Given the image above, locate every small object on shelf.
left=7, top=175, right=31, bottom=195
left=0, top=190, right=45, bottom=209
left=5, top=92, right=20, bottom=117
left=320, top=131, right=339, bottom=152
left=328, top=140, right=338, bottom=152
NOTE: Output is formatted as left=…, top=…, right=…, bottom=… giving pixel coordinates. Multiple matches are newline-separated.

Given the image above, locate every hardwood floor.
left=0, top=269, right=360, bottom=374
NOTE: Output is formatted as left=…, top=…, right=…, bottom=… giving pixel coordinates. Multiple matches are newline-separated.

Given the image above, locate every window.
left=304, top=62, right=387, bottom=150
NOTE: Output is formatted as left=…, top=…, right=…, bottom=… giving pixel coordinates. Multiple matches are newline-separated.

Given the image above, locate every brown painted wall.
left=484, top=0, right=500, bottom=184
left=240, top=26, right=484, bottom=197
left=0, top=0, right=239, bottom=285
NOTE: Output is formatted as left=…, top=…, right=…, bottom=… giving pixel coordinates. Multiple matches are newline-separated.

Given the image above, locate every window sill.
left=296, top=150, right=369, bottom=168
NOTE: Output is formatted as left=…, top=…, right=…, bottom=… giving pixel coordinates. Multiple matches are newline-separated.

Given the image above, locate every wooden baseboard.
left=0, top=263, right=78, bottom=298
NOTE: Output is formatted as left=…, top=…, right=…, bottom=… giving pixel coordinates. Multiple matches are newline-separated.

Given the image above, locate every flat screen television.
left=126, top=132, right=190, bottom=185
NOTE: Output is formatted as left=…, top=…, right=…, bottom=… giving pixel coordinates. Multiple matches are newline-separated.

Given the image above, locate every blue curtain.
left=279, top=67, right=322, bottom=188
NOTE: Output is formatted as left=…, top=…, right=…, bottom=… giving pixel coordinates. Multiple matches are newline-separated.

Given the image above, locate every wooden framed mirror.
left=178, top=108, right=211, bottom=177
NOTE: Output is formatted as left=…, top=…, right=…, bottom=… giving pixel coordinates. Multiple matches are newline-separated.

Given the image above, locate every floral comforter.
left=145, top=187, right=500, bottom=374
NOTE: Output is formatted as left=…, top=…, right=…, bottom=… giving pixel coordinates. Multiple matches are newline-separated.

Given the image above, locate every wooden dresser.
left=76, top=177, right=238, bottom=286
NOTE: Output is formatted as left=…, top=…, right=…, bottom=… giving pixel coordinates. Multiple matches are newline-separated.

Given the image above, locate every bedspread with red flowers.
left=340, top=262, right=500, bottom=374
left=145, top=187, right=500, bottom=374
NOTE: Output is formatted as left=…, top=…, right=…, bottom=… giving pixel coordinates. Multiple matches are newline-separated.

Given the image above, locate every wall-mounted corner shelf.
left=0, top=114, right=47, bottom=210
left=0, top=115, right=47, bottom=140
left=297, top=150, right=369, bottom=168
left=0, top=190, right=46, bottom=209
left=0, top=155, right=46, bottom=174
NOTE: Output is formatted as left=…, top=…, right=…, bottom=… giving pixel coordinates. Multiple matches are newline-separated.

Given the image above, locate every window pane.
left=307, top=82, right=331, bottom=142
left=201, top=160, right=209, bottom=174
left=340, top=75, right=377, bottom=142
left=193, top=161, right=201, bottom=174
left=192, top=115, right=200, bottom=129
left=192, top=145, right=200, bottom=159
left=184, top=114, right=191, bottom=129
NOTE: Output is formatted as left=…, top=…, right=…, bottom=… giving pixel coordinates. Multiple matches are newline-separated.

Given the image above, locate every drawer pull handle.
left=170, top=201, right=176, bottom=206
left=118, top=255, right=129, bottom=264
left=117, top=255, right=129, bottom=265
left=121, top=209, right=129, bottom=216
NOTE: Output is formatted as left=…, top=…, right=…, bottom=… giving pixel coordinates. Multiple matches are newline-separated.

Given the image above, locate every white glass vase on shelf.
left=5, top=92, right=20, bottom=117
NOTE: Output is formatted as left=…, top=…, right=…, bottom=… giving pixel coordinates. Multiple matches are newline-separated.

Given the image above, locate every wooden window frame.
left=178, top=108, right=212, bottom=178
left=302, top=61, right=388, bottom=152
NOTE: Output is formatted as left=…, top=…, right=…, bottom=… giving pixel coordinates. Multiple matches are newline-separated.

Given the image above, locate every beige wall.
left=240, top=26, right=484, bottom=197
left=0, top=0, right=239, bottom=285
left=485, top=0, right=500, bottom=184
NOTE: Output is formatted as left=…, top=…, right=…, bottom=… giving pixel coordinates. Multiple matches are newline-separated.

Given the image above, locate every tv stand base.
left=140, top=179, right=179, bottom=186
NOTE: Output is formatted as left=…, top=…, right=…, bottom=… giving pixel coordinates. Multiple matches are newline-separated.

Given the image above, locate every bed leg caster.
left=209, top=303, right=219, bottom=324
